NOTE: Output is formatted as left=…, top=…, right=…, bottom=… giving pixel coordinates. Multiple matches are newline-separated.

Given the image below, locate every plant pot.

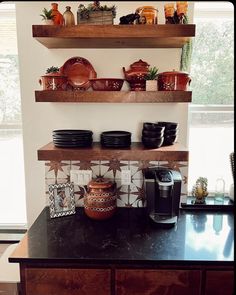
left=42, top=19, right=54, bottom=25
left=146, top=80, right=157, bottom=91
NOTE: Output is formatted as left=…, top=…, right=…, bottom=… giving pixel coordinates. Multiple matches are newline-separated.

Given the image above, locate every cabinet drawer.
left=25, top=268, right=110, bottom=295
left=205, top=270, right=234, bottom=295
left=116, top=269, right=201, bottom=295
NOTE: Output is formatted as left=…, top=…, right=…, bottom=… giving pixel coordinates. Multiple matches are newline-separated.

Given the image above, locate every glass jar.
left=63, top=6, right=75, bottom=27
left=214, top=177, right=225, bottom=204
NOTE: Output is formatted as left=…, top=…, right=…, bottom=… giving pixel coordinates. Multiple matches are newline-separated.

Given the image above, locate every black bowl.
left=162, top=135, right=178, bottom=146
left=164, top=129, right=179, bottom=136
left=143, top=122, right=165, bottom=132
left=142, top=136, right=164, bottom=148
left=142, top=129, right=164, bottom=138
left=156, top=121, right=179, bottom=130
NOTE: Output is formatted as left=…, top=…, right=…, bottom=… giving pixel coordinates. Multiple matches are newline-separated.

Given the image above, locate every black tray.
left=181, top=196, right=234, bottom=211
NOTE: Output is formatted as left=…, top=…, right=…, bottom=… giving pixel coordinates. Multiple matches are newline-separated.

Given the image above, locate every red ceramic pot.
left=123, top=59, right=149, bottom=91
left=157, top=70, right=191, bottom=91
left=84, top=178, right=117, bottom=220
left=39, top=73, right=68, bottom=90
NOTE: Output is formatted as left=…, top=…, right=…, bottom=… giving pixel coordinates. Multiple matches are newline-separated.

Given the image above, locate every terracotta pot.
left=39, top=73, right=68, bottom=90
left=84, top=178, right=117, bottom=220
left=157, top=70, right=191, bottom=91
left=123, top=59, right=150, bottom=91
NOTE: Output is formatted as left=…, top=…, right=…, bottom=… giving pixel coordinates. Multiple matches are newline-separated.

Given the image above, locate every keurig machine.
left=144, top=167, right=182, bottom=225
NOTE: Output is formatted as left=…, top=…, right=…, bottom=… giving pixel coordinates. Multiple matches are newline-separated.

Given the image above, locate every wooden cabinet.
left=205, top=271, right=234, bottom=295
left=116, top=269, right=201, bottom=295
left=24, top=268, right=111, bottom=295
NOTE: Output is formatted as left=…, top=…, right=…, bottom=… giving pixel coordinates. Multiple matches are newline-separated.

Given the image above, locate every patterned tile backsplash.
left=45, top=160, right=188, bottom=207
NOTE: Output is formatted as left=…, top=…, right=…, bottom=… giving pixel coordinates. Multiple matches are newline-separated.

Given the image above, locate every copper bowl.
left=89, top=78, right=124, bottom=91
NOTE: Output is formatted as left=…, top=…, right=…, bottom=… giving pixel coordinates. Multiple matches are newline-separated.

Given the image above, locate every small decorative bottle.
left=214, top=177, right=225, bottom=204
left=51, top=3, right=64, bottom=25
left=63, top=6, right=75, bottom=27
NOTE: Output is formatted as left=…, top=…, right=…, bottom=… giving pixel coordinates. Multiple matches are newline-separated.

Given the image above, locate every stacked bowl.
left=52, top=130, right=93, bottom=148
left=142, top=123, right=165, bottom=148
left=156, top=121, right=179, bottom=146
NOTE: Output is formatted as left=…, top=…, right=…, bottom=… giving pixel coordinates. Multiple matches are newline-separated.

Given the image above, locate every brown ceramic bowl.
left=89, top=78, right=124, bottom=91
left=157, top=70, right=191, bottom=91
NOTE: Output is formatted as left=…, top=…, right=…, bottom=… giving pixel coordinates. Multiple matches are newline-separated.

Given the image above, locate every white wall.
left=15, top=1, right=194, bottom=227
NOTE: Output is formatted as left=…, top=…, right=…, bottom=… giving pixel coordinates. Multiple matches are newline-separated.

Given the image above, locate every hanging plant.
left=180, top=15, right=193, bottom=72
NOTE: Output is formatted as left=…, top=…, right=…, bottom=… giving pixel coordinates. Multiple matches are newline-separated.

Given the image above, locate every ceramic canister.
left=84, top=178, right=117, bottom=220
left=157, top=70, right=191, bottom=91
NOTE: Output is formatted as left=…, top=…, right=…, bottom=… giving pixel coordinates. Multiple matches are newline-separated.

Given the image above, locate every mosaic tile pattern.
left=45, top=160, right=188, bottom=207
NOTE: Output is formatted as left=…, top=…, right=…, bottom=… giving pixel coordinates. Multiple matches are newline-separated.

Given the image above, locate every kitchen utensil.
left=84, top=177, right=117, bottom=220
left=142, top=136, right=164, bottom=148
left=61, top=57, right=97, bottom=90
left=143, top=122, right=165, bottom=132
left=89, top=78, right=124, bottom=91
left=157, top=70, right=191, bottom=91
left=156, top=121, right=179, bottom=130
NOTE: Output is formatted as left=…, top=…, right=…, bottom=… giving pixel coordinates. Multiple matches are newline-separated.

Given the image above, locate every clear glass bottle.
left=214, top=177, right=225, bottom=204
left=63, top=6, right=75, bottom=27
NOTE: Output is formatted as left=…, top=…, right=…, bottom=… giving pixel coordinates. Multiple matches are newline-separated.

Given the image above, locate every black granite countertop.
left=9, top=207, right=234, bottom=266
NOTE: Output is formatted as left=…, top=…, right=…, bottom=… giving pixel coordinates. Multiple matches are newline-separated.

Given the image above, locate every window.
left=0, top=3, right=26, bottom=228
left=188, top=2, right=234, bottom=193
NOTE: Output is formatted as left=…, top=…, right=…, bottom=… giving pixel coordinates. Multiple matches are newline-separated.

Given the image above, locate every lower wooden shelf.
left=37, top=142, right=188, bottom=161
left=35, top=90, right=192, bottom=103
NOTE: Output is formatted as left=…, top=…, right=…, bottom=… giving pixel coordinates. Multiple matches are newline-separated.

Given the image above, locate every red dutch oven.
left=157, top=70, right=191, bottom=91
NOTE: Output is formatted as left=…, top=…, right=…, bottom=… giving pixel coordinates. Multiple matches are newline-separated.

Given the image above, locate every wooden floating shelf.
left=35, top=90, right=192, bottom=103
left=32, top=24, right=195, bottom=48
left=38, top=142, right=188, bottom=162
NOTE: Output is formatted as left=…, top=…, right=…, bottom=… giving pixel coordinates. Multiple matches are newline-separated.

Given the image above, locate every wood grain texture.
left=37, top=142, right=189, bottom=161
left=116, top=269, right=201, bottom=295
left=35, top=90, right=192, bottom=103
left=25, top=268, right=110, bottom=295
left=205, top=271, right=234, bottom=295
left=32, top=24, right=195, bottom=48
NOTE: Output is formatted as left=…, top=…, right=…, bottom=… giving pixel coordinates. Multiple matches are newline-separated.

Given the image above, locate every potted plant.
left=77, top=1, right=116, bottom=25
left=145, top=66, right=158, bottom=91
left=40, top=8, right=54, bottom=25
left=191, top=177, right=208, bottom=204
left=39, top=66, right=68, bottom=90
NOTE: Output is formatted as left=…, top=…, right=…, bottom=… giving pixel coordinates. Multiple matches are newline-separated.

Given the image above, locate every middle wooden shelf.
left=35, top=90, right=192, bottom=103
left=38, top=142, right=188, bottom=161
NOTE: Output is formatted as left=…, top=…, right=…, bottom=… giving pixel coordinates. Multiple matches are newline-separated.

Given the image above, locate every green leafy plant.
left=40, top=8, right=54, bottom=20
left=78, top=1, right=116, bottom=19
left=192, top=177, right=208, bottom=203
left=145, top=67, right=159, bottom=80
left=46, top=66, right=60, bottom=74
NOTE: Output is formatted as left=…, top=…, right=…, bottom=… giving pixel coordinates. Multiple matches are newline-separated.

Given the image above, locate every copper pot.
left=84, top=177, right=117, bottom=220
left=39, top=73, right=68, bottom=90
left=123, top=59, right=149, bottom=91
left=157, top=70, right=191, bottom=91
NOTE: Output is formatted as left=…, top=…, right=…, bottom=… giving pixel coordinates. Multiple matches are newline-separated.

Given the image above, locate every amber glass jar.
left=51, top=3, right=64, bottom=25
left=84, top=178, right=117, bottom=220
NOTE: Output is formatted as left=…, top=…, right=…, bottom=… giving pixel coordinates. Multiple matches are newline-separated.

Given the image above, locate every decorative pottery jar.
left=123, top=59, right=150, bottom=91
left=51, top=3, right=64, bottom=25
left=63, top=6, right=75, bottom=26
left=136, top=6, right=158, bottom=24
left=84, top=178, right=117, bottom=220
left=39, top=72, right=68, bottom=90
left=157, top=70, right=191, bottom=91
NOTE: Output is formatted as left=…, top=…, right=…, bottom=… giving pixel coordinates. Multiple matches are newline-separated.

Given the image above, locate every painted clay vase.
left=123, top=59, right=150, bottom=91
left=84, top=177, right=117, bottom=220
left=51, top=3, right=64, bottom=25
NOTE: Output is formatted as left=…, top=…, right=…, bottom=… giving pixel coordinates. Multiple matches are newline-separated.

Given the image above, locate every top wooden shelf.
left=32, top=24, right=195, bottom=48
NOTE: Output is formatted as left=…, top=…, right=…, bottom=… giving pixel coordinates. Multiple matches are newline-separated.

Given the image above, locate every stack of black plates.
left=101, top=131, right=131, bottom=148
left=53, top=130, right=93, bottom=148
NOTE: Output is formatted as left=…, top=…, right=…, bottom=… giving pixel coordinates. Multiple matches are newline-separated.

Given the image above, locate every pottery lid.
left=130, top=59, right=150, bottom=69
left=88, top=177, right=115, bottom=189
left=42, top=72, right=67, bottom=77
left=158, top=69, right=190, bottom=76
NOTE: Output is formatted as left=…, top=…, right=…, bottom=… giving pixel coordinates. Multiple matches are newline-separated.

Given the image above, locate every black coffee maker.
left=144, top=167, right=182, bottom=226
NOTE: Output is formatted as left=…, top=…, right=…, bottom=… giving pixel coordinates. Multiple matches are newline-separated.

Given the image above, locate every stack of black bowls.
left=142, top=122, right=165, bottom=148
left=101, top=131, right=131, bottom=148
left=52, top=130, right=93, bottom=148
left=156, top=121, right=179, bottom=146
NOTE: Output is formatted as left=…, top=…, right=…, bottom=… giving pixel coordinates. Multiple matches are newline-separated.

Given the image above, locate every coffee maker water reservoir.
left=144, top=168, right=182, bottom=226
